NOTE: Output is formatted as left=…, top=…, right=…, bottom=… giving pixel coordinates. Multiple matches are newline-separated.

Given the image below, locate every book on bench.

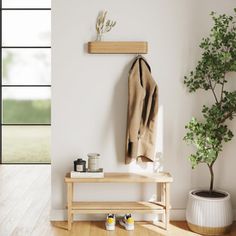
left=70, top=169, right=104, bottom=178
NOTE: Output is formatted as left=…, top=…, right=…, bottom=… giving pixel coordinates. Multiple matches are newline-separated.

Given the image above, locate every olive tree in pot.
left=184, top=10, right=236, bottom=235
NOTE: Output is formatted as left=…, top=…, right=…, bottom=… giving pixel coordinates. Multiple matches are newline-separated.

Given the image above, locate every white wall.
left=51, top=0, right=236, bottom=220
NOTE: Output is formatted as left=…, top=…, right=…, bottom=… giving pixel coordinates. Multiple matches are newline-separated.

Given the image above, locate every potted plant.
left=184, top=9, right=236, bottom=235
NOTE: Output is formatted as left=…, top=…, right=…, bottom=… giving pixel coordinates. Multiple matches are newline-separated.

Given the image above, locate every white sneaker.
left=119, top=214, right=134, bottom=230
left=105, top=214, right=116, bottom=231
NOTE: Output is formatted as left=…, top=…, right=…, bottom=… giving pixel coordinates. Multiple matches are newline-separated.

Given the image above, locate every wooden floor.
left=0, top=165, right=235, bottom=236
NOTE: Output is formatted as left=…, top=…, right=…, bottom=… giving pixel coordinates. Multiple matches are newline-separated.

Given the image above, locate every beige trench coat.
left=125, top=56, right=158, bottom=164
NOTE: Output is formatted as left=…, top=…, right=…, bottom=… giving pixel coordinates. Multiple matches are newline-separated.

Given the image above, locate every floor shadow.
left=51, top=221, right=68, bottom=230
left=91, top=221, right=106, bottom=230
left=170, top=221, right=189, bottom=230
left=135, top=221, right=168, bottom=236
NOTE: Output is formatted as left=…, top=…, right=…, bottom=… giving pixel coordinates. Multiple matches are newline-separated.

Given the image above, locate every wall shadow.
left=111, top=61, right=132, bottom=164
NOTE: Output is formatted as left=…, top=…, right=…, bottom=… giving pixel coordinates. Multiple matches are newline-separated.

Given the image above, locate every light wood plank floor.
left=0, top=165, right=235, bottom=236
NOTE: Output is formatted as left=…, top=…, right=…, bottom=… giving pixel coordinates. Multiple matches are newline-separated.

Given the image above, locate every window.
left=1, top=0, right=51, bottom=163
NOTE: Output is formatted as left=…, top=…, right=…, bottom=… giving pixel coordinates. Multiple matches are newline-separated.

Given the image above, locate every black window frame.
left=0, top=2, right=51, bottom=164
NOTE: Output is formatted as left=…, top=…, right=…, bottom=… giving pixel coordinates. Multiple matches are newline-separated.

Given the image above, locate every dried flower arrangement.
left=96, top=11, right=116, bottom=41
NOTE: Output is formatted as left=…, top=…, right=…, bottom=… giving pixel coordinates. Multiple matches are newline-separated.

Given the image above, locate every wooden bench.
left=65, top=172, right=173, bottom=230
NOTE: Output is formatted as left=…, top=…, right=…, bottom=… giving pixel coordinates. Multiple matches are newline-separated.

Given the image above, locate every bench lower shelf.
left=70, top=201, right=165, bottom=214
left=65, top=172, right=173, bottom=230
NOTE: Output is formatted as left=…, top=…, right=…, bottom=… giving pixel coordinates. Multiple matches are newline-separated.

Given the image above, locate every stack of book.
left=70, top=168, right=104, bottom=178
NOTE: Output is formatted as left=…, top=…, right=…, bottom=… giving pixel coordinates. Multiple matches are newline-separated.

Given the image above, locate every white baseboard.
left=170, top=209, right=186, bottom=220
left=50, top=209, right=236, bottom=221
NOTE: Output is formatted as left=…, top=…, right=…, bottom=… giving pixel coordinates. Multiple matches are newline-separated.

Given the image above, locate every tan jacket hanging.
left=125, top=56, right=158, bottom=164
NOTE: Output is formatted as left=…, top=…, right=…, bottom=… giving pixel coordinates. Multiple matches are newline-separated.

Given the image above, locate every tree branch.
left=220, top=43, right=230, bottom=106
left=213, top=82, right=217, bottom=90
left=206, top=76, right=219, bottom=103
left=220, top=110, right=235, bottom=123
left=220, top=77, right=225, bottom=105
left=207, top=163, right=214, bottom=192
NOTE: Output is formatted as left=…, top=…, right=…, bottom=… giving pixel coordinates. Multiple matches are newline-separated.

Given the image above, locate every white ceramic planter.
left=186, top=190, right=233, bottom=235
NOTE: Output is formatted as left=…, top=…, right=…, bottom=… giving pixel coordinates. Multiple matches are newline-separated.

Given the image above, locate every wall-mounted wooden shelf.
left=87, top=41, right=148, bottom=54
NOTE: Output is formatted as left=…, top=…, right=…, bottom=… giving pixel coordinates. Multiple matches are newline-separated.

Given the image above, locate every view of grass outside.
left=1, top=7, right=51, bottom=163
left=1, top=87, right=51, bottom=163
left=2, top=126, right=51, bottom=163
left=3, top=99, right=51, bottom=124
left=2, top=77, right=51, bottom=163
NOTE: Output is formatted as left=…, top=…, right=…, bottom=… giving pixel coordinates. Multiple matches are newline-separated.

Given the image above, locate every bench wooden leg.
left=160, top=182, right=165, bottom=224
left=164, top=183, right=170, bottom=230
left=67, top=182, right=73, bottom=230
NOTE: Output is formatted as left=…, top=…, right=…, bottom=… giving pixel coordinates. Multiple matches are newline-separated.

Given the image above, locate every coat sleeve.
left=127, top=62, right=144, bottom=142
left=139, top=61, right=158, bottom=135
left=126, top=59, right=145, bottom=163
left=149, top=85, right=158, bottom=125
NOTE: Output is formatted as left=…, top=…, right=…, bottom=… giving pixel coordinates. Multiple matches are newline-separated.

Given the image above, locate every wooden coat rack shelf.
left=88, top=41, right=148, bottom=54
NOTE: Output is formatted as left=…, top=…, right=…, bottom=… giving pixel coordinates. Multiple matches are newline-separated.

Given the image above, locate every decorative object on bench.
left=96, top=11, right=116, bottom=41
left=87, top=153, right=100, bottom=171
left=153, top=152, right=164, bottom=173
left=65, top=172, right=173, bottom=231
left=73, top=158, right=86, bottom=172
left=184, top=9, right=236, bottom=235
left=71, top=153, right=103, bottom=178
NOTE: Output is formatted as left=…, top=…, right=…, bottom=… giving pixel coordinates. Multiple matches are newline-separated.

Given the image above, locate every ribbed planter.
left=186, top=190, right=233, bottom=235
